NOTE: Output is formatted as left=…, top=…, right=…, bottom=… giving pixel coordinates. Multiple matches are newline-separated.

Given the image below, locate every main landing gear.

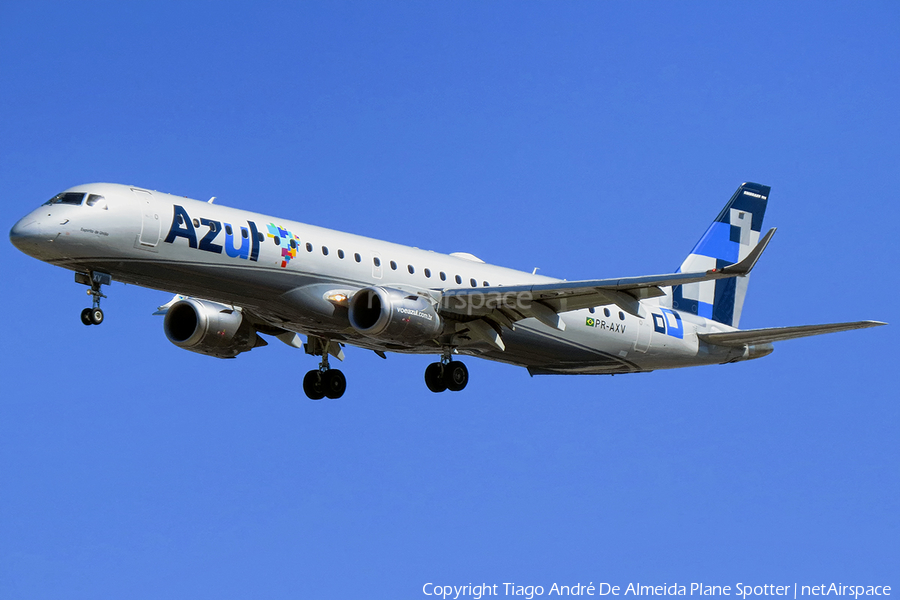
left=303, top=368, right=347, bottom=401
left=302, top=338, right=347, bottom=400
left=424, top=348, right=469, bottom=393
left=75, top=271, right=111, bottom=326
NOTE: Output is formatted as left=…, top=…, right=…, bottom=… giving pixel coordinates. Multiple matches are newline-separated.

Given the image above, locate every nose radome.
left=10, top=216, right=35, bottom=238
left=10, top=217, right=42, bottom=255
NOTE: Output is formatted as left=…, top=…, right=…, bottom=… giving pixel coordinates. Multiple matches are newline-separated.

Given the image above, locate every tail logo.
left=672, top=183, right=769, bottom=328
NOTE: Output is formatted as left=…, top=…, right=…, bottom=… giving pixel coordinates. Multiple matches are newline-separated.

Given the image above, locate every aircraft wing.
left=698, top=321, right=886, bottom=347
left=440, top=228, right=776, bottom=331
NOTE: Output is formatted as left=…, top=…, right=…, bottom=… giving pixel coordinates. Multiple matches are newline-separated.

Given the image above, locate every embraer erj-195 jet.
left=10, top=182, right=884, bottom=399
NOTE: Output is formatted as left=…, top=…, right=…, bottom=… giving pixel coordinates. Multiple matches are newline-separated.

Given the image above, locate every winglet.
left=714, top=227, right=776, bottom=276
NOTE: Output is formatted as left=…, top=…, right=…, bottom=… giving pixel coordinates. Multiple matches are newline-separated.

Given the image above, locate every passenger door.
left=133, top=187, right=161, bottom=249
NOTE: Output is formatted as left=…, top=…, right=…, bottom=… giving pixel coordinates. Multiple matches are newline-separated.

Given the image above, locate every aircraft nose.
left=10, top=216, right=45, bottom=257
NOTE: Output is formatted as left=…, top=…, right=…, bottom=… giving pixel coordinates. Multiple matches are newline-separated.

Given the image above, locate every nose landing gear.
left=75, top=272, right=110, bottom=326
left=80, top=307, right=104, bottom=326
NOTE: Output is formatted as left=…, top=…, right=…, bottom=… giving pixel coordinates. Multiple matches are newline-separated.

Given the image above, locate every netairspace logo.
left=421, top=582, right=892, bottom=600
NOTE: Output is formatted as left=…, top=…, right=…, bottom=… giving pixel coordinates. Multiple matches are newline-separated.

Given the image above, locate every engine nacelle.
left=348, top=286, right=442, bottom=345
left=163, top=298, right=264, bottom=358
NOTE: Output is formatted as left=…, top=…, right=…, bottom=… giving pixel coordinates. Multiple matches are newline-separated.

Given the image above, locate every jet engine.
left=348, top=286, right=442, bottom=345
left=163, top=298, right=266, bottom=358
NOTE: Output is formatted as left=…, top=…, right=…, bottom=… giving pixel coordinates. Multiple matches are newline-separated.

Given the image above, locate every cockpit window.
left=86, top=194, right=108, bottom=209
left=45, top=192, right=85, bottom=205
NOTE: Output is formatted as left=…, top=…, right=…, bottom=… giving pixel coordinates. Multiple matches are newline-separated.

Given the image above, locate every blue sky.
left=1, top=2, right=897, bottom=598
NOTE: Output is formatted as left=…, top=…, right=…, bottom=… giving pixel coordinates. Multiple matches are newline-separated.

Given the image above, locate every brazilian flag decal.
left=585, top=317, right=595, bottom=327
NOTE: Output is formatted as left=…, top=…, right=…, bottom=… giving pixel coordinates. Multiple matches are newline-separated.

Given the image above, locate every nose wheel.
left=80, top=307, right=104, bottom=325
left=76, top=271, right=110, bottom=326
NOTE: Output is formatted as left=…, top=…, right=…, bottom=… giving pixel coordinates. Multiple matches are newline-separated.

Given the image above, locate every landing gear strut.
left=424, top=347, right=469, bottom=393
left=302, top=337, right=347, bottom=400
left=76, top=272, right=110, bottom=326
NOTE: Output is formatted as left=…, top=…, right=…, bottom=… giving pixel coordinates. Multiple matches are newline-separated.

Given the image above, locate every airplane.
left=9, top=182, right=885, bottom=399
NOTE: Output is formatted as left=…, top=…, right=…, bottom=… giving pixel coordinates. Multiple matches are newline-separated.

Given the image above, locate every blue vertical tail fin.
left=671, top=182, right=770, bottom=328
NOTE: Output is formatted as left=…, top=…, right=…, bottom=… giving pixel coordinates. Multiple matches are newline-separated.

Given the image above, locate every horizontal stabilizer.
left=698, top=320, right=886, bottom=347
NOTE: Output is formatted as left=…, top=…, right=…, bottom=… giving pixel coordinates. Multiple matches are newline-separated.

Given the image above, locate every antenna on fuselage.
left=208, top=197, right=216, bottom=204
left=532, top=267, right=540, bottom=275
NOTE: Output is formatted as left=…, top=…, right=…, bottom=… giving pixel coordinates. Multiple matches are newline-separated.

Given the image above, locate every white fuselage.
left=11, top=183, right=754, bottom=374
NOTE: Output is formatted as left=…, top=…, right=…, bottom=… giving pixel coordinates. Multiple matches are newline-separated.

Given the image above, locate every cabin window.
left=619, top=311, right=625, bottom=320
left=408, top=265, right=415, bottom=274
left=373, top=257, right=381, bottom=267
left=604, top=308, right=611, bottom=317
left=273, top=237, right=280, bottom=246
left=470, top=278, right=477, bottom=287
left=306, top=243, right=313, bottom=252
left=440, top=272, right=446, bottom=281
left=338, top=249, right=344, bottom=259
left=483, top=281, right=489, bottom=287
left=322, top=246, right=328, bottom=256
left=390, top=261, right=397, bottom=270
left=290, top=239, right=296, bottom=249
left=354, top=253, right=361, bottom=263
left=257, top=232, right=265, bottom=242
left=193, top=218, right=200, bottom=227
left=455, top=275, right=462, bottom=284
left=589, top=308, right=595, bottom=314
left=241, top=228, right=248, bottom=238
left=225, top=225, right=233, bottom=235
left=424, top=268, right=431, bottom=278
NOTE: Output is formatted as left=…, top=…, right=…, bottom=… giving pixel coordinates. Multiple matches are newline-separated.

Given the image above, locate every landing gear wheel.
left=424, top=362, right=447, bottom=393
left=77, top=272, right=110, bottom=326
left=303, top=370, right=326, bottom=400
left=445, top=362, right=469, bottom=392
left=323, top=369, right=347, bottom=399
